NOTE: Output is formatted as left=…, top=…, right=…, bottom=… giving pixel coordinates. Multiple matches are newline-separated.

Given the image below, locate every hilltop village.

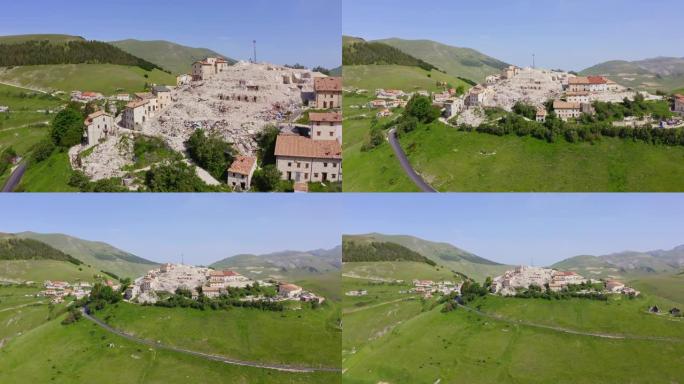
left=353, top=65, right=684, bottom=129
left=491, top=265, right=640, bottom=297
left=67, top=58, right=342, bottom=192
left=126, top=263, right=324, bottom=305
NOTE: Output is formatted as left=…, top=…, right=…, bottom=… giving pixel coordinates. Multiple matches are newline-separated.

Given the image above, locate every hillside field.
left=0, top=313, right=338, bottom=384
left=0, top=260, right=100, bottom=283
left=18, top=150, right=78, bottom=192
left=351, top=119, right=684, bottom=191
left=0, top=64, right=175, bottom=94
left=343, top=261, right=458, bottom=282
left=343, top=65, right=470, bottom=92
left=96, top=301, right=341, bottom=368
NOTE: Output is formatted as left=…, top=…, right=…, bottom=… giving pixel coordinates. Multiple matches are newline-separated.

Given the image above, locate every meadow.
left=398, top=122, right=684, bottom=191
left=0, top=260, right=101, bottom=282
left=96, top=300, right=341, bottom=368
left=343, top=65, right=470, bottom=92
left=343, top=261, right=458, bottom=282
left=0, top=314, right=339, bottom=384
left=0, top=64, right=175, bottom=94
left=18, top=150, right=78, bottom=192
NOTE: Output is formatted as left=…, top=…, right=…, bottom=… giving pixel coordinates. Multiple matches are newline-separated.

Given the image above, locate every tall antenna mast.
left=532, top=53, right=536, bottom=69
left=181, top=253, right=184, bottom=265
left=253, top=40, right=257, bottom=63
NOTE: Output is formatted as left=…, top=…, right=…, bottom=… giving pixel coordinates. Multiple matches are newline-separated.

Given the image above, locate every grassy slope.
left=376, top=38, right=508, bottom=83
left=580, top=61, right=684, bottom=92
left=630, top=273, right=684, bottom=306
left=97, top=301, right=341, bottom=367
left=342, top=93, right=419, bottom=192
left=0, top=315, right=337, bottom=384
left=0, top=260, right=100, bottom=283
left=110, top=39, right=229, bottom=75
left=0, top=64, right=175, bottom=94
left=16, top=232, right=158, bottom=280
left=343, top=303, right=684, bottom=384
left=395, top=122, right=684, bottom=192
left=343, top=64, right=469, bottom=92
left=343, top=261, right=458, bottom=282
left=19, top=150, right=77, bottom=192
left=0, top=285, right=52, bottom=341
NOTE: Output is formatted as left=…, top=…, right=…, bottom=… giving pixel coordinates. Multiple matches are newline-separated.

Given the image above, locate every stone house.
left=191, top=57, right=230, bottom=81
left=274, top=134, right=342, bottom=183
left=152, top=86, right=172, bottom=110
left=567, top=76, right=609, bottom=92
left=83, top=110, right=115, bottom=146
left=309, top=112, right=342, bottom=142
left=566, top=91, right=590, bottom=104
left=227, top=155, right=257, bottom=191
left=535, top=106, right=547, bottom=122
left=122, top=99, right=150, bottom=130
left=278, top=283, right=302, bottom=298
left=553, top=100, right=582, bottom=121
left=314, top=77, right=342, bottom=109
left=674, top=94, right=684, bottom=115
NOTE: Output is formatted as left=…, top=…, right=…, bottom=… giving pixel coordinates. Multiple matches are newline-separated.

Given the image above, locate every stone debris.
left=143, top=61, right=315, bottom=156
left=70, top=134, right=134, bottom=181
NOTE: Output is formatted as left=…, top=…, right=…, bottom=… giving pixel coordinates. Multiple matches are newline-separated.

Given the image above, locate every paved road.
left=2, top=162, right=26, bottom=192
left=388, top=128, right=437, bottom=192
left=457, top=303, right=683, bottom=343
left=82, top=309, right=341, bottom=373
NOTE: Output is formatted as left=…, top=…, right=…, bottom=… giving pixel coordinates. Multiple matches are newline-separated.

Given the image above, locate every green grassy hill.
left=346, top=233, right=509, bottom=282
left=343, top=295, right=684, bottom=384
left=15, top=232, right=157, bottom=279
left=0, top=34, right=84, bottom=44
left=0, top=64, right=175, bottom=94
left=0, top=235, right=81, bottom=265
left=343, top=37, right=437, bottom=71
left=354, top=120, right=684, bottom=192
left=551, top=255, right=624, bottom=279
left=110, top=39, right=234, bottom=75
left=0, top=260, right=100, bottom=283
left=343, top=237, right=435, bottom=265
left=0, top=313, right=336, bottom=384
left=97, top=301, right=341, bottom=368
left=343, top=64, right=470, bottom=92
left=376, top=38, right=509, bottom=83
left=343, top=261, right=458, bottom=282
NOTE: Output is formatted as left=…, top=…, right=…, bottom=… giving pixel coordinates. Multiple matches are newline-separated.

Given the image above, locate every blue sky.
left=343, top=0, right=684, bottom=71
left=0, top=194, right=342, bottom=265
left=341, top=194, right=684, bottom=266
left=0, top=0, right=341, bottom=68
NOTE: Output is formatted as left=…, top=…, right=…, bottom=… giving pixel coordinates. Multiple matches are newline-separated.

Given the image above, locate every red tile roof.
left=314, top=77, right=342, bottom=92
left=274, top=135, right=341, bottom=159
left=309, top=112, right=342, bottom=123
left=227, top=156, right=256, bottom=175
left=675, top=94, right=684, bottom=101
left=279, top=283, right=301, bottom=292
left=126, top=99, right=149, bottom=109
left=85, top=110, right=109, bottom=124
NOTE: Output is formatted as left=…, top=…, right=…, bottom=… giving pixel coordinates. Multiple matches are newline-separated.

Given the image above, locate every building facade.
left=83, top=111, right=115, bottom=146
left=274, top=135, right=342, bottom=183
left=314, top=77, right=342, bottom=109
left=309, top=112, right=342, bottom=142
left=227, top=156, right=257, bottom=191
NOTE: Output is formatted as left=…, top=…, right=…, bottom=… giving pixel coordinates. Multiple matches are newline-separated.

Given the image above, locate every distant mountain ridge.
left=374, top=38, right=509, bottom=83
left=580, top=56, right=684, bottom=91
left=210, top=246, right=341, bottom=278
left=110, top=39, right=235, bottom=75
left=551, top=244, right=684, bottom=277
left=15, top=232, right=157, bottom=279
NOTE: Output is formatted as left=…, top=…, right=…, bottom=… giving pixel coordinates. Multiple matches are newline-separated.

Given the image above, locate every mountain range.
left=580, top=57, right=684, bottom=92
left=552, top=244, right=684, bottom=278
left=210, top=246, right=341, bottom=279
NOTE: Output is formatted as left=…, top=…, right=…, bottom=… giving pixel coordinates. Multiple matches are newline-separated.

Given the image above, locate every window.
left=332, top=163, right=337, bottom=168
left=287, top=162, right=292, bottom=167
left=297, top=163, right=301, bottom=168
left=323, top=163, right=328, bottom=167
left=314, top=173, right=318, bottom=178
left=329, top=132, right=333, bottom=136
left=305, top=173, right=308, bottom=179
left=305, top=164, right=309, bottom=168
left=317, top=131, right=321, bottom=136
left=331, top=174, right=336, bottom=179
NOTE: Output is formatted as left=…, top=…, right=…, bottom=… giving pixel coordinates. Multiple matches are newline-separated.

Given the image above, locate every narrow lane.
left=388, top=128, right=437, bottom=192
left=2, top=162, right=26, bottom=192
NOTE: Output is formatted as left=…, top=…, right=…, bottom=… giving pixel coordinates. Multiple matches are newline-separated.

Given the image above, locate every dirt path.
left=0, top=301, right=43, bottom=313
left=82, top=309, right=341, bottom=373
left=0, top=80, right=48, bottom=94
left=457, top=303, right=684, bottom=343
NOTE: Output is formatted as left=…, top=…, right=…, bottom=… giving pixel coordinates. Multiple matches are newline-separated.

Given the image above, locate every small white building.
left=535, top=106, right=547, bottom=122
left=122, top=99, right=150, bottom=130
left=227, top=156, right=257, bottom=191
left=309, top=111, right=342, bottom=142
left=444, top=98, right=465, bottom=119
left=83, top=111, right=115, bottom=146
left=466, top=86, right=486, bottom=107
left=553, top=100, right=582, bottom=121
left=152, top=86, right=172, bottom=110
left=566, top=91, right=590, bottom=104
left=176, top=74, right=192, bottom=86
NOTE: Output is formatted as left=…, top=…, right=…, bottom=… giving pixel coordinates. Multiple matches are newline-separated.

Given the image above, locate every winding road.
left=457, top=303, right=684, bottom=343
left=82, top=309, right=341, bottom=373
left=388, top=128, right=437, bottom=192
left=1, top=162, right=26, bottom=192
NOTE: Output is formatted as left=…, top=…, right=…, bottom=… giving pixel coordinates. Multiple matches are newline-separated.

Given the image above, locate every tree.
left=251, top=165, right=281, bottom=192
left=404, top=95, right=440, bottom=123
left=144, top=161, right=214, bottom=192
left=50, top=107, right=84, bottom=147
left=255, top=125, right=280, bottom=165
left=311, top=66, right=331, bottom=75
left=184, top=129, right=235, bottom=181
left=31, top=139, right=56, bottom=162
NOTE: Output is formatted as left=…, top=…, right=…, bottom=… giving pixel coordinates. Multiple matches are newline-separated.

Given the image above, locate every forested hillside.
left=0, top=40, right=164, bottom=71
left=343, top=240, right=436, bottom=265
left=0, top=236, right=82, bottom=265
left=343, top=39, right=438, bottom=72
